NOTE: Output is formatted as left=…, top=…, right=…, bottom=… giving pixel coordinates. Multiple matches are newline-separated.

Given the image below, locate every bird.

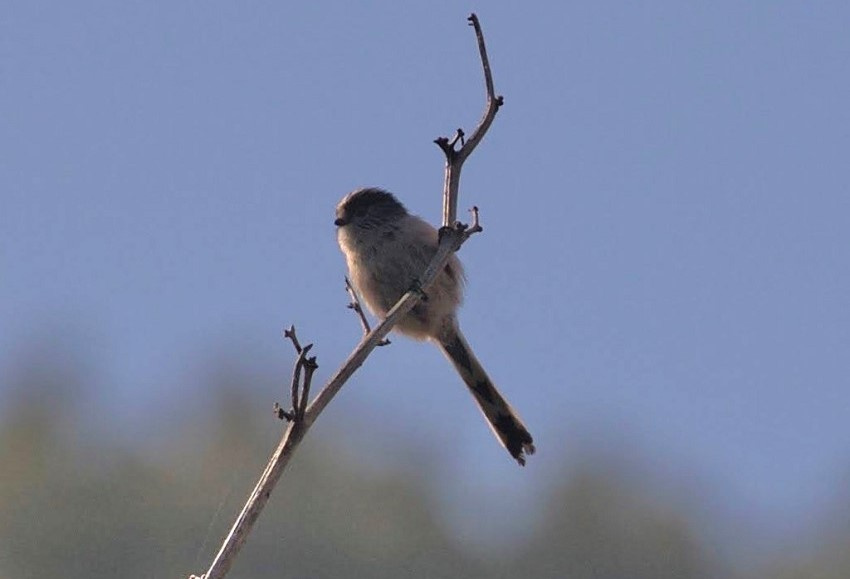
left=334, top=187, right=535, bottom=465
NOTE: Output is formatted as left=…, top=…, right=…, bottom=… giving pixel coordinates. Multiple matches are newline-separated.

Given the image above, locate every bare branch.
left=190, top=13, right=499, bottom=579
left=439, top=12, right=503, bottom=228
left=194, top=233, right=468, bottom=579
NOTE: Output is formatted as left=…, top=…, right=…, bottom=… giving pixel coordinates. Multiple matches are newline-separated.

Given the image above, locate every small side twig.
left=290, top=344, right=312, bottom=418
left=298, top=355, right=317, bottom=418
left=272, top=402, right=293, bottom=422
left=274, top=327, right=316, bottom=422
left=283, top=325, right=302, bottom=354
left=345, top=277, right=390, bottom=346
left=461, top=206, right=484, bottom=242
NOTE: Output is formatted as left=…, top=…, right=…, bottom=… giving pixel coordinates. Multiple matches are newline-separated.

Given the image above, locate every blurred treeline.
left=1, top=348, right=849, bottom=579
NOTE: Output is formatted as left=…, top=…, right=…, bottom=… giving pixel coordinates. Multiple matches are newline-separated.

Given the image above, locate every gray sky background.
left=3, top=0, right=849, bottom=561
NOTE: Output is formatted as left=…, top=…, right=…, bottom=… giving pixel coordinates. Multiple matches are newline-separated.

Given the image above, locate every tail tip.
left=513, top=441, right=536, bottom=467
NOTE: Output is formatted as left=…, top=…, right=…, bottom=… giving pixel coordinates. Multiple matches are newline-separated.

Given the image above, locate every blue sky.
left=3, top=0, right=849, bottom=560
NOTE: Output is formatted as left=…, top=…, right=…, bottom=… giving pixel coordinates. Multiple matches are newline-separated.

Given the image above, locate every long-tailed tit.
left=334, top=187, right=535, bottom=466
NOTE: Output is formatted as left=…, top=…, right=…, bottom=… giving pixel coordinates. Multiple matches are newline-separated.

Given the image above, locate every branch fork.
left=273, top=326, right=318, bottom=422
left=438, top=13, right=503, bottom=231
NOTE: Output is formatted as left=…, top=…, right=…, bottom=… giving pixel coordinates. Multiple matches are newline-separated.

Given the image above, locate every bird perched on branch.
left=335, top=187, right=535, bottom=466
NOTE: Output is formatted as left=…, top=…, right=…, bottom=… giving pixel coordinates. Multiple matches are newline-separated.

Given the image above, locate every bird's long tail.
left=436, top=325, right=535, bottom=466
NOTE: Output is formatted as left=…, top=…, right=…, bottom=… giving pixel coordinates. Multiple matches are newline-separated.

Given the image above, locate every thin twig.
left=462, top=206, right=484, bottom=242
left=274, top=337, right=314, bottom=422
left=345, top=276, right=390, bottom=346
left=438, top=12, right=503, bottom=228
left=290, top=344, right=312, bottom=418
left=190, top=12, right=498, bottom=579
left=448, top=128, right=465, bottom=149
left=283, top=325, right=302, bottom=354
left=298, top=354, right=318, bottom=418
